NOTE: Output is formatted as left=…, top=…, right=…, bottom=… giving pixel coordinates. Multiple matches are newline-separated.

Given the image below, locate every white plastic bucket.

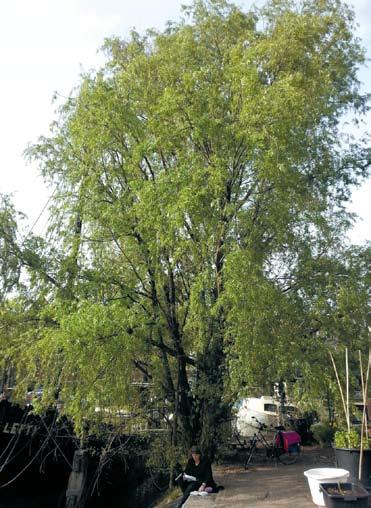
left=304, top=468, right=349, bottom=506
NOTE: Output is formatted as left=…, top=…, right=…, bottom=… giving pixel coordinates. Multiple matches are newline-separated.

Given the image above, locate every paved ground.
left=172, top=447, right=370, bottom=508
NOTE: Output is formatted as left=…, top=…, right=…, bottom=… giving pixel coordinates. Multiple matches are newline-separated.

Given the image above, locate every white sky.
left=0, top=0, right=370, bottom=242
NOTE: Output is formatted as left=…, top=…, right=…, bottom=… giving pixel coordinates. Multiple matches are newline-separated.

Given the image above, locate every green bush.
left=334, top=429, right=370, bottom=449
left=310, top=422, right=336, bottom=447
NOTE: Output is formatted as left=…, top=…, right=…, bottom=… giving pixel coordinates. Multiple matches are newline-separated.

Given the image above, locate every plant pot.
left=320, top=482, right=369, bottom=508
left=304, top=468, right=349, bottom=506
left=335, top=448, right=371, bottom=491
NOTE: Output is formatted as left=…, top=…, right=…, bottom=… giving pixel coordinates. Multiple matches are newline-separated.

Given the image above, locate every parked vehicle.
left=235, top=396, right=297, bottom=437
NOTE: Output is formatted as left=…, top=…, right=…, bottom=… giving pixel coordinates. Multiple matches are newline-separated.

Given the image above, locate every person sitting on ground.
left=176, top=445, right=218, bottom=508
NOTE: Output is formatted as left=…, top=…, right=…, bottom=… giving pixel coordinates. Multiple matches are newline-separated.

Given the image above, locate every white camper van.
left=235, top=396, right=296, bottom=437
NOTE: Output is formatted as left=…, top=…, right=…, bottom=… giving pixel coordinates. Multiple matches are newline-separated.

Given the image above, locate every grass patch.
left=152, top=487, right=180, bottom=508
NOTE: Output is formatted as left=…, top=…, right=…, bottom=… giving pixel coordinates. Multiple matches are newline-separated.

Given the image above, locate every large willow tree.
left=0, top=0, right=370, bottom=453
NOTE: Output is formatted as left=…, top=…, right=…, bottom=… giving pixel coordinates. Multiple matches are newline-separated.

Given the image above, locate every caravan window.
left=264, top=403, right=277, bottom=413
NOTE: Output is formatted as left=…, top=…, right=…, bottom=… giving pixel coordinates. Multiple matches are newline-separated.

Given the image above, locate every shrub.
left=334, top=429, right=370, bottom=449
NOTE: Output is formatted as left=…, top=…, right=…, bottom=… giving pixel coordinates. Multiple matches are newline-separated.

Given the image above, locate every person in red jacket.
left=176, top=446, right=217, bottom=508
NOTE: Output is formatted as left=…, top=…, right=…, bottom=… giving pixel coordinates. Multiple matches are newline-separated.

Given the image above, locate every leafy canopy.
left=0, top=0, right=369, bottom=446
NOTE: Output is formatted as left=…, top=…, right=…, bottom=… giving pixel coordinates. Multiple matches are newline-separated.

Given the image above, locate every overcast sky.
left=0, top=0, right=370, bottom=242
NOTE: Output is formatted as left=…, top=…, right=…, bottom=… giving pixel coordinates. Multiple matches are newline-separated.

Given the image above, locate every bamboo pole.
left=359, top=350, right=365, bottom=409
left=359, top=351, right=365, bottom=481
left=359, top=350, right=368, bottom=441
left=346, top=347, right=350, bottom=433
left=359, top=349, right=370, bottom=480
left=330, top=352, right=348, bottom=428
left=365, top=349, right=370, bottom=440
left=364, top=337, right=371, bottom=446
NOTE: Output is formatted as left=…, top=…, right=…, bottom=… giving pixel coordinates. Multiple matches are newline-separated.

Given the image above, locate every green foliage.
left=0, top=0, right=369, bottom=455
left=146, top=435, right=185, bottom=471
left=334, top=429, right=366, bottom=449
left=0, top=196, right=25, bottom=300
